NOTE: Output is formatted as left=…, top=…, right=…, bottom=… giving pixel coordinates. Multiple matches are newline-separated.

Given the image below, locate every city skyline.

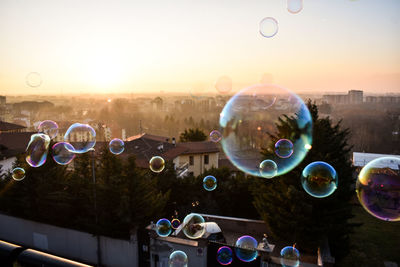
left=0, top=0, right=399, bottom=95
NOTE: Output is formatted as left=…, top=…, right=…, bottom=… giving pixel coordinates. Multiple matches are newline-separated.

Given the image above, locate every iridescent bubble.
left=210, top=130, right=222, bottom=143
left=149, top=156, right=165, bottom=173
left=38, top=120, right=58, bottom=139
left=215, top=76, right=232, bottom=94
left=171, top=218, right=181, bottom=230
left=280, top=245, right=300, bottom=267
left=217, top=246, right=233, bottom=265
left=26, top=72, right=42, bottom=87
left=109, top=138, right=124, bottom=155
left=169, top=250, right=188, bottom=267
left=287, top=0, right=303, bottom=14
left=12, top=167, right=25, bottom=181
left=356, top=157, right=400, bottom=221
left=52, top=142, right=76, bottom=165
left=219, top=84, right=312, bottom=178
left=26, top=133, right=51, bottom=167
left=63, top=123, right=96, bottom=153
left=259, top=159, right=278, bottom=178
left=156, top=218, right=172, bottom=237
left=182, top=213, right=205, bottom=239
left=203, top=175, right=217, bottom=191
left=234, top=235, right=258, bottom=263
left=301, top=161, right=338, bottom=198
left=275, top=139, right=294, bottom=158
left=259, top=17, right=279, bottom=38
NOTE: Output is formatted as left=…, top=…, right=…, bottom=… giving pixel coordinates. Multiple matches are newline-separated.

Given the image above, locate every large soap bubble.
left=356, top=157, right=400, bottom=221
left=219, top=84, right=312, bottom=178
left=64, top=123, right=96, bottom=153
left=182, top=213, right=205, bottom=239
left=217, top=246, right=233, bottom=265
left=26, top=133, right=51, bottom=167
left=234, top=235, right=258, bottom=262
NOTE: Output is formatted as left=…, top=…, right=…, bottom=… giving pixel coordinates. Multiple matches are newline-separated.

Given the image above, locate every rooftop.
left=0, top=121, right=26, bottom=132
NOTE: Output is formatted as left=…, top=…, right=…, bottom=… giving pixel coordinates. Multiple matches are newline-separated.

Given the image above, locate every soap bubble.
left=217, top=246, right=233, bottom=265
left=280, top=245, right=300, bottom=267
left=26, top=133, right=51, bottom=167
left=287, top=0, right=303, bottom=14
left=275, top=139, right=294, bottom=158
left=203, top=175, right=217, bottom=191
left=215, top=76, right=232, bottom=94
left=259, top=159, right=278, bottom=178
left=169, top=250, right=188, bottom=267
left=356, top=157, right=400, bottom=221
left=12, top=167, right=26, bottom=181
left=301, top=161, right=338, bottom=198
left=38, top=120, right=58, bottom=139
left=234, top=235, right=258, bottom=262
left=109, top=138, right=124, bottom=155
left=156, top=218, right=172, bottom=237
left=26, top=72, right=42, bottom=87
left=210, top=130, right=222, bottom=143
left=64, top=123, right=96, bottom=153
left=149, top=156, right=165, bottom=173
left=182, top=213, right=205, bottom=239
left=219, top=84, right=312, bottom=178
left=171, top=218, right=181, bottom=229
left=259, top=17, right=279, bottom=38
left=52, top=142, right=76, bottom=165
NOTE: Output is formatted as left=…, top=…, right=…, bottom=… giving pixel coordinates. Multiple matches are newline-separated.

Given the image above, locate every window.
left=204, top=154, right=209, bottom=165
left=189, top=156, right=194, bottom=165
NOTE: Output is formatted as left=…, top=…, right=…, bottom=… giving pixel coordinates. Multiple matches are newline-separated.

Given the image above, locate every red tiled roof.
left=0, top=132, right=36, bottom=156
left=178, top=141, right=219, bottom=154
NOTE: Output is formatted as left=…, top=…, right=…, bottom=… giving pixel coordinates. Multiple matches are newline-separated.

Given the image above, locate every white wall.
left=0, top=156, right=16, bottom=176
left=0, top=213, right=138, bottom=267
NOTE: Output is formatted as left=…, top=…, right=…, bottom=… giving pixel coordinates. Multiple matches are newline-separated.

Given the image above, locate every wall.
left=0, top=213, right=138, bottom=267
left=176, top=152, right=218, bottom=177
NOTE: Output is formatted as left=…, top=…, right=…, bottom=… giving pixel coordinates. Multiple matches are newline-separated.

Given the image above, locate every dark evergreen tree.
left=179, top=128, right=207, bottom=142
left=252, top=101, right=356, bottom=258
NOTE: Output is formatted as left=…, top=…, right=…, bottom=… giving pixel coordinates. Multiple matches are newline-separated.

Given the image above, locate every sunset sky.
left=0, top=0, right=399, bottom=95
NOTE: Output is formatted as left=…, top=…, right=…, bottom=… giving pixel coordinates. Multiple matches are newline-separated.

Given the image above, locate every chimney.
left=172, top=137, right=176, bottom=146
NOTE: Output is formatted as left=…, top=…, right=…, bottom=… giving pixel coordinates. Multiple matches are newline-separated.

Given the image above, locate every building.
left=125, top=133, right=219, bottom=177
left=323, top=90, right=364, bottom=105
left=352, top=152, right=400, bottom=170
left=365, top=95, right=400, bottom=104
left=146, top=214, right=331, bottom=267
left=0, top=121, right=27, bottom=134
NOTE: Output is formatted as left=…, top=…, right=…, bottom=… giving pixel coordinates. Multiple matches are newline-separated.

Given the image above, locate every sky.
left=0, top=0, right=399, bottom=95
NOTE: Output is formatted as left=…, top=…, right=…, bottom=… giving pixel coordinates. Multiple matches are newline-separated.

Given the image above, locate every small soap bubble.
left=38, top=120, right=58, bottom=139
left=169, top=250, right=188, bottom=267
left=203, top=175, right=217, bottom=191
left=234, top=235, right=258, bottom=262
left=26, top=72, right=42, bottom=87
left=149, top=156, right=165, bottom=173
left=259, top=159, right=278, bottom=178
left=109, top=138, right=124, bottom=155
left=182, top=213, right=205, bottom=239
left=301, top=161, right=338, bottom=198
left=210, top=130, right=222, bottom=143
left=52, top=142, right=76, bottom=165
left=156, top=218, right=172, bottom=237
left=259, top=17, right=279, bottom=38
left=217, top=246, right=233, bottom=265
left=12, top=167, right=26, bottom=181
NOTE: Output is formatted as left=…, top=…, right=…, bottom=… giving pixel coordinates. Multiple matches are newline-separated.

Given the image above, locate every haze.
left=0, top=0, right=399, bottom=95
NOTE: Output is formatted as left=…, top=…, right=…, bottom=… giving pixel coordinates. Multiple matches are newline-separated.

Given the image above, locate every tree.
left=179, top=128, right=207, bottom=142
left=252, top=101, right=356, bottom=259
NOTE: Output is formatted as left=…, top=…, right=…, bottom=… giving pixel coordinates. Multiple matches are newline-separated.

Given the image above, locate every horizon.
left=0, top=0, right=399, bottom=95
